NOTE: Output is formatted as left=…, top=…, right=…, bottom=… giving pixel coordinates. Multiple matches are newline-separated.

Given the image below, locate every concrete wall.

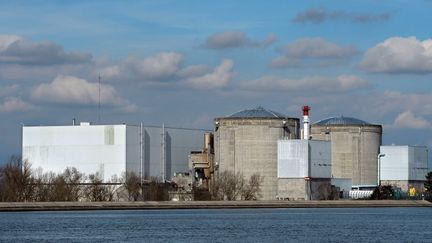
left=311, top=125, right=382, bottom=185
left=215, top=118, right=299, bottom=200
left=277, top=178, right=333, bottom=200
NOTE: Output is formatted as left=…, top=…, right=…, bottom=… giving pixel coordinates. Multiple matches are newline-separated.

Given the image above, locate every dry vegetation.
left=0, top=156, right=262, bottom=202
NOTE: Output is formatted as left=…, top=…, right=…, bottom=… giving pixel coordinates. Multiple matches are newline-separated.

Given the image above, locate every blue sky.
left=0, top=0, right=431, bottom=166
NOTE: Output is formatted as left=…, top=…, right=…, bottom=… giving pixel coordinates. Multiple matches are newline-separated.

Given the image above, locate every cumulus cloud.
left=360, top=37, right=432, bottom=74
left=98, top=52, right=234, bottom=89
left=240, top=74, right=369, bottom=93
left=394, top=111, right=431, bottom=129
left=185, top=59, right=234, bottom=89
left=100, top=52, right=184, bottom=81
left=0, top=35, right=92, bottom=65
left=293, top=8, right=391, bottom=24
left=204, top=31, right=276, bottom=49
left=0, top=97, right=36, bottom=113
left=271, top=38, right=357, bottom=68
left=31, top=75, right=136, bottom=112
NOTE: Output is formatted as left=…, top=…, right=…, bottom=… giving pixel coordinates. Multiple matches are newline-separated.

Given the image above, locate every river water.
left=0, top=207, right=431, bottom=242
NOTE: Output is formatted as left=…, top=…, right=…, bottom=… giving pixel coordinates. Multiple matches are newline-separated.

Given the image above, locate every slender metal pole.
left=377, top=153, right=386, bottom=187
left=140, top=122, right=143, bottom=183
left=98, top=74, right=101, bottom=124
left=162, top=123, right=165, bottom=182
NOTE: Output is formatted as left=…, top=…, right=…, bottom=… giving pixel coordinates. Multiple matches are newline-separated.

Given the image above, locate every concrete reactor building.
left=311, top=116, right=382, bottom=186
left=22, top=122, right=208, bottom=182
left=214, top=107, right=300, bottom=200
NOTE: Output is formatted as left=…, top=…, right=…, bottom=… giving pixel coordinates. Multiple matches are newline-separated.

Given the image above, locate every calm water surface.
left=0, top=207, right=431, bottom=242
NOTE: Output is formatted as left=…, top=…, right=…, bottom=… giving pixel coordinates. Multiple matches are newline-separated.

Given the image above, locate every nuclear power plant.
left=21, top=105, right=429, bottom=201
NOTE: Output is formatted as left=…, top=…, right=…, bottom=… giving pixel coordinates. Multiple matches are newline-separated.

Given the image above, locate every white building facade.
left=23, top=123, right=207, bottom=182
left=277, top=140, right=334, bottom=200
left=380, top=145, right=429, bottom=191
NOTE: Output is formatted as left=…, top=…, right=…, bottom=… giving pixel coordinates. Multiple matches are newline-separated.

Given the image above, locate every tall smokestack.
left=302, top=106, right=310, bottom=140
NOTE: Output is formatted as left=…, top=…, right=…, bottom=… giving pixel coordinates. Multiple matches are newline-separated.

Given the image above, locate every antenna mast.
left=98, top=74, right=101, bottom=124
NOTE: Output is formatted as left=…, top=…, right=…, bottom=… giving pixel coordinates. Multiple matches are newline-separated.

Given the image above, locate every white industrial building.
left=277, top=139, right=334, bottom=200
left=22, top=123, right=208, bottom=182
left=379, top=145, right=429, bottom=192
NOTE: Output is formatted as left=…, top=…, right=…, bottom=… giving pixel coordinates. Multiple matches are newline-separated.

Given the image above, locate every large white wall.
left=23, top=124, right=208, bottom=182
left=23, top=124, right=127, bottom=182
left=380, top=145, right=428, bottom=181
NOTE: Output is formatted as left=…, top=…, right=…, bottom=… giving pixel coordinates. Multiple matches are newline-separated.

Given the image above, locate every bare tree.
left=85, top=173, right=109, bottom=201
left=121, top=172, right=141, bottom=201
left=63, top=167, right=84, bottom=201
left=211, top=171, right=262, bottom=201
left=0, top=156, right=35, bottom=202
left=241, top=173, right=262, bottom=200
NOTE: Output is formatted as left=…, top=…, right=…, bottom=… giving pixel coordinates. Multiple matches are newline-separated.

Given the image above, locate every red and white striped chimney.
left=302, top=105, right=310, bottom=140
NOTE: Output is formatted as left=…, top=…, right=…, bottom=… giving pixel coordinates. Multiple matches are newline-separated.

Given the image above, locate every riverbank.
left=0, top=200, right=431, bottom=212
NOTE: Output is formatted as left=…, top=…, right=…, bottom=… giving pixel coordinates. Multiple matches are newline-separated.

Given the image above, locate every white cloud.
left=394, top=111, right=431, bottom=129
left=278, top=38, right=357, bottom=58
left=0, top=35, right=92, bottom=65
left=240, top=74, right=369, bottom=93
left=0, top=97, right=36, bottom=113
left=0, top=35, right=22, bottom=52
left=271, top=38, right=357, bottom=68
left=292, top=8, right=391, bottom=24
left=185, top=59, right=234, bottom=89
left=31, top=75, right=136, bottom=112
left=100, top=52, right=184, bottom=81
left=360, top=37, right=432, bottom=73
left=98, top=52, right=234, bottom=90
left=204, top=31, right=276, bottom=49
left=0, top=85, right=19, bottom=97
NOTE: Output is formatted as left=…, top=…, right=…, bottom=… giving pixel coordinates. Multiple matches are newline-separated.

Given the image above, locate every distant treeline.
left=0, top=155, right=169, bottom=202
left=0, top=155, right=263, bottom=202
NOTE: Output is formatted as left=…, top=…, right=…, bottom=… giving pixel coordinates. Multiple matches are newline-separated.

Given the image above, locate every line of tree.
left=0, top=156, right=168, bottom=202
left=0, top=156, right=263, bottom=202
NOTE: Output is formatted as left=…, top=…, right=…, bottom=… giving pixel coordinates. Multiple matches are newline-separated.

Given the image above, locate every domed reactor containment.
left=311, top=116, right=383, bottom=186
left=214, top=107, right=300, bottom=200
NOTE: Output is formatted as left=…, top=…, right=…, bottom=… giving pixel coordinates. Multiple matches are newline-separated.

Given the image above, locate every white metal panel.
left=278, top=140, right=308, bottom=178
left=278, top=140, right=331, bottom=179
left=408, top=146, right=428, bottom=181
left=380, top=146, right=409, bottom=180
left=23, top=125, right=127, bottom=182
left=309, top=140, right=331, bottom=178
left=126, top=125, right=140, bottom=176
